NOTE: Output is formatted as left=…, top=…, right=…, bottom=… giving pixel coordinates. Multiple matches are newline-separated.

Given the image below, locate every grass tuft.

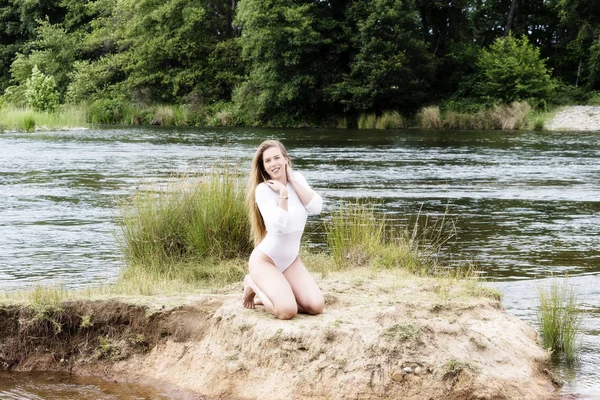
left=118, top=163, right=251, bottom=285
left=358, top=113, right=377, bottom=129
left=376, top=111, right=403, bottom=129
left=537, top=277, right=582, bottom=363
left=324, top=200, right=459, bottom=277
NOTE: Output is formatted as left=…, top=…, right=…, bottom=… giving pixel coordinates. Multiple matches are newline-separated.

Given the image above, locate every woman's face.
left=262, top=146, right=288, bottom=180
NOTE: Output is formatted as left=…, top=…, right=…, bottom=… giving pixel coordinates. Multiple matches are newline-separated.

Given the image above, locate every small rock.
left=403, top=367, right=413, bottom=374
left=414, top=366, right=422, bottom=375
left=391, top=371, right=404, bottom=382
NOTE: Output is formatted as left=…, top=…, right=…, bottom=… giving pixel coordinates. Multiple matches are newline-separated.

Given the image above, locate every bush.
left=25, top=66, right=60, bottom=112
left=23, top=116, right=36, bottom=132
left=89, top=99, right=131, bottom=124
left=476, top=34, right=554, bottom=103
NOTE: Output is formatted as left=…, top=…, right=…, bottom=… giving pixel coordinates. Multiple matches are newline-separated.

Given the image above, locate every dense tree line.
left=1, top=0, right=600, bottom=126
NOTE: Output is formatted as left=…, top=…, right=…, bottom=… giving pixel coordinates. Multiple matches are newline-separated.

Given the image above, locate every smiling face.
left=262, top=146, right=288, bottom=180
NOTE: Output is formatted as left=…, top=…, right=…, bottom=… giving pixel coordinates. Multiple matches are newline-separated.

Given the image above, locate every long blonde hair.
left=246, top=140, right=292, bottom=246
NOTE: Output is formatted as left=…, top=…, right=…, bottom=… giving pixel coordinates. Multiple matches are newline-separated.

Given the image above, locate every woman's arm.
left=287, top=168, right=322, bottom=215
left=256, top=183, right=289, bottom=233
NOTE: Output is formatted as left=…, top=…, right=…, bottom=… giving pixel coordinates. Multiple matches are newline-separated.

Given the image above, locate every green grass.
left=537, top=277, right=582, bottom=363
left=325, top=199, right=385, bottom=269
left=418, top=101, right=535, bottom=130
left=324, top=199, right=461, bottom=277
left=383, top=323, right=420, bottom=341
left=357, top=113, right=377, bottom=129
left=375, top=111, right=403, bottom=129
left=118, top=163, right=251, bottom=285
left=0, top=104, right=89, bottom=131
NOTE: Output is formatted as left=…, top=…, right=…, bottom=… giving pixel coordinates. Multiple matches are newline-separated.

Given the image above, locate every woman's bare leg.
left=283, top=257, right=324, bottom=315
left=244, top=249, right=298, bottom=320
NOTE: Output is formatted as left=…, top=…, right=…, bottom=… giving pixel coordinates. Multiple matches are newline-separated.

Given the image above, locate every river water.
left=0, top=127, right=599, bottom=398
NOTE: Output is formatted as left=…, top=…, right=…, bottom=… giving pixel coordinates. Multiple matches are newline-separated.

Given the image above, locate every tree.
left=25, top=65, right=59, bottom=111
left=327, top=0, right=435, bottom=115
left=233, top=0, right=331, bottom=125
left=475, top=33, right=554, bottom=102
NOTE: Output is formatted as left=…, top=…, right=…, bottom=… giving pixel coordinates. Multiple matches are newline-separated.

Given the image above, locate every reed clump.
left=324, top=200, right=456, bottom=276
left=418, top=101, right=534, bottom=130
left=537, top=277, right=582, bottom=363
left=358, top=113, right=377, bottom=129
left=118, top=164, right=251, bottom=284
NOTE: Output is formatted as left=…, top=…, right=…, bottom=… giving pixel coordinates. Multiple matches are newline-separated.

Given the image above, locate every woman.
left=243, top=140, right=324, bottom=320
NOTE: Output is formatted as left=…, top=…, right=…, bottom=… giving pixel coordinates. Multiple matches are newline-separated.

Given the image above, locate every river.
left=1, top=127, right=599, bottom=398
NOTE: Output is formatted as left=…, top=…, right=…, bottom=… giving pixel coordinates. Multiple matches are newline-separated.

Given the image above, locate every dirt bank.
left=0, top=271, right=559, bottom=399
left=546, top=106, right=600, bottom=131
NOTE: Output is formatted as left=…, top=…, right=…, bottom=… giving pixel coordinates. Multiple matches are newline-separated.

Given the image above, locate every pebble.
left=414, top=366, right=422, bottom=375
left=403, top=367, right=413, bottom=374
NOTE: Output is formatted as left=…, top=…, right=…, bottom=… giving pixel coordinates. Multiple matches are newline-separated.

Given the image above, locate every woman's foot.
left=242, top=275, right=256, bottom=309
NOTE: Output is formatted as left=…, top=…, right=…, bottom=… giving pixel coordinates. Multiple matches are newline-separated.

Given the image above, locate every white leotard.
left=255, top=172, right=322, bottom=272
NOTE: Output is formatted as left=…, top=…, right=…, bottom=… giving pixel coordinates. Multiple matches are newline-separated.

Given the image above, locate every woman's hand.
left=265, top=180, right=288, bottom=195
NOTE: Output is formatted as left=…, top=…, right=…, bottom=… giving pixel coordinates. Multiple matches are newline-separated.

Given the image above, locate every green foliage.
left=538, top=277, right=582, bottom=363
left=475, top=34, right=555, bottom=103
left=89, top=98, right=131, bottom=124
left=327, top=0, right=435, bottom=114
left=119, top=164, right=252, bottom=280
left=23, top=116, right=36, bottom=132
left=25, top=66, right=60, bottom=112
left=234, top=0, right=328, bottom=126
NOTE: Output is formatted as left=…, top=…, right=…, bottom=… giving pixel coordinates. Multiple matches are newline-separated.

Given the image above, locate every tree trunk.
left=505, top=0, right=517, bottom=35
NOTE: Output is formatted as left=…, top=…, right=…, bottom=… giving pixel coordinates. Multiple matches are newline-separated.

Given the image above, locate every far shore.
left=2, top=103, right=597, bottom=132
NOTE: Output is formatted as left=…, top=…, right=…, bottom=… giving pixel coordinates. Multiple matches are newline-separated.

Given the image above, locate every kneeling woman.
left=243, top=140, right=324, bottom=319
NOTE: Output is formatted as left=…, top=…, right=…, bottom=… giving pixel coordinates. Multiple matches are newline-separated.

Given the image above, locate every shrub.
left=89, top=99, right=130, bottom=124
left=23, top=116, right=36, bottom=132
left=25, top=66, right=59, bottom=112
left=476, top=33, right=554, bottom=103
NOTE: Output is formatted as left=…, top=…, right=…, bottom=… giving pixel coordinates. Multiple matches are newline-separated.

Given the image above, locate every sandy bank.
left=0, top=271, right=558, bottom=399
left=546, top=106, right=600, bottom=131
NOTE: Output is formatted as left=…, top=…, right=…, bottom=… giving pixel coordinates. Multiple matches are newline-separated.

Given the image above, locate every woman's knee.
left=301, top=297, right=324, bottom=315
left=274, top=303, right=298, bottom=320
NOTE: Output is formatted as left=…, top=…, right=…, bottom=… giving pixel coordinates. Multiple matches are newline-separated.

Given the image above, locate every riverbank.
left=0, top=269, right=559, bottom=399
left=545, top=106, right=600, bottom=131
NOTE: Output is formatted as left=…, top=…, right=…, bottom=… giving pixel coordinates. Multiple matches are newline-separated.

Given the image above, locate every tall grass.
left=418, top=101, right=534, bottom=130
left=326, top=200, right=385, bottom=268
left=357, top=111, right=403, bottom=129
left=358, top=113, right=377, bottom=129
left=0, top=104, right=89, bottom=131
left=375, top=111, right=403, bottom=129
left=324, top=200, right=455, bottom=275
left=537, top=277, right=582, bottom=363
left=118, top=164, right=251, bottom=284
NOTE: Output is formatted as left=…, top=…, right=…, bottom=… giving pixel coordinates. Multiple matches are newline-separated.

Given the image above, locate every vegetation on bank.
left=0, top=100, right=558, bottom=132
left=1, top=1, right=600, bottom=129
